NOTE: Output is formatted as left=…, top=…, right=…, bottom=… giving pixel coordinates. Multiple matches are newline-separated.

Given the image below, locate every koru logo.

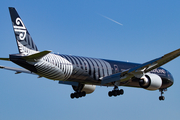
left=13, top=17, right=26, bottom=40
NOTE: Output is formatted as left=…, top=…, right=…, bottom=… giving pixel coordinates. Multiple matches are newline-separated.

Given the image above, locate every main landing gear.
left=159, top=88, right=167, bottom=101
left=70, top=84, right=86, bottom=99
left=70, top=91, right=86, bottom=99
left=108, top=86, right=124, bottom=97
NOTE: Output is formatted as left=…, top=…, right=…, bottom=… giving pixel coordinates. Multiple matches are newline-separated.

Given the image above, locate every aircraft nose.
left=167, top=71, right=174, bottom=85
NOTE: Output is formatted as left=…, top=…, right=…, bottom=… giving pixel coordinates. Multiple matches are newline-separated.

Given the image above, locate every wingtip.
left=0, top=58, right=10, bottom=61
left=0, top=65, right=5, bottom=69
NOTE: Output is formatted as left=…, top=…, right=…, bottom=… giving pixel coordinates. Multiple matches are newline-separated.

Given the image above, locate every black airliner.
left=0, top=7, right=177, bottom=101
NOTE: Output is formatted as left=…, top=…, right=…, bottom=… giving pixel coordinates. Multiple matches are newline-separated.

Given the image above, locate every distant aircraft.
left=1, top=7, right=178, bottom=101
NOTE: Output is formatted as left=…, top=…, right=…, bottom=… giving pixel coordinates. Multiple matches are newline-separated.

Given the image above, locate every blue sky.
left=1, top=0, right=180, bottom=120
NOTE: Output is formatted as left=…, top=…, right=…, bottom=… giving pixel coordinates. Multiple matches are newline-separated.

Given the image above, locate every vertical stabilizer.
left=9, top=7, right=38, bottom=55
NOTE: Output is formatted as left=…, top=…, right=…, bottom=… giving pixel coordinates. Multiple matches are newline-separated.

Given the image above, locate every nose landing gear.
left=159, top=88, right=167, bottom=101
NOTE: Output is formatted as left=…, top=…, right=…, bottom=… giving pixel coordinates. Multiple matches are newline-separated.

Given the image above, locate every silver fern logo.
left=13, top=18, right=26, bottom=40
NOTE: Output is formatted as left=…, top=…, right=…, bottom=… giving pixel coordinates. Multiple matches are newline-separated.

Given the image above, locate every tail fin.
left=9, top=7, right=38, bottom=55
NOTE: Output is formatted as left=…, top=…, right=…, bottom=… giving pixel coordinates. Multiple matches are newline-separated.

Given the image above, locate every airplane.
left=0, top=7, right=178, bottom=101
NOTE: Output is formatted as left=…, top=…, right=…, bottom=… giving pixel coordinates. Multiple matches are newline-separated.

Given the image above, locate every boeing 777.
left=0, top=7, right=177, bottom=100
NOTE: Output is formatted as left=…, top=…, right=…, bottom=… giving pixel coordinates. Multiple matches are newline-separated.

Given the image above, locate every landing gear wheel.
left=70, top=91, right=86, bottom=99
left=120, top=89, right=124, bottom=95
left=75, top=93, right=79, bottom=98
left=117, top=90, right=121, bottom=95
left=82, top=91, right=86, bottom=97
left=79, top=92, right=82, bottom=97
left=70, top=93, right=75, bottom=99
left=113, top=90, right=117, bottom=96
left=108, top=88, right=124, bottom=97
left=162, top=96, right=165, bottom=100
left=159, top=96, right=165, bottom=101
left=108, top=91, right=113, bottom=97
left=71, top=84, right=87, bottom=99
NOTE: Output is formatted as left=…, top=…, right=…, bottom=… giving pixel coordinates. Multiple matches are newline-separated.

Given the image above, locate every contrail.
left=99, top=14, right=123, bottom=26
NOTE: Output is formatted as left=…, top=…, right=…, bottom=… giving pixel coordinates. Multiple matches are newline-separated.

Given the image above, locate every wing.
left=0, top=65, right=36, bottom=75
left=101, top=48, right=180, bottom=85
left=0, top=58, right=10, bottom=61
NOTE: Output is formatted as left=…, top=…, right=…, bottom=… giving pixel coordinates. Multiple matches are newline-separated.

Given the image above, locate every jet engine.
left=139, top=73, right=162, bottom=90
left=72, top=84, right=96, bottom=94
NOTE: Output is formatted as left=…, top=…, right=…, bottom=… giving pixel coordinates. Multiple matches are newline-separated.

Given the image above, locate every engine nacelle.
left=139, top=73, right=162, bottom=90
left=72, top=84, right=96, bottom=94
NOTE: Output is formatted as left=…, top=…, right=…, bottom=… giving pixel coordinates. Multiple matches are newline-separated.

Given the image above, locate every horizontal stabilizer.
left=22, top=50, right=51, bottom=61
left=0, top=58, right=10, bottom=61
left=0, top=65, right=36, bottom=75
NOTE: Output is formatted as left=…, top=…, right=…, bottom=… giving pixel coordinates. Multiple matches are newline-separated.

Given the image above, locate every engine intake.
left=139, top=73, right=162, bottom=90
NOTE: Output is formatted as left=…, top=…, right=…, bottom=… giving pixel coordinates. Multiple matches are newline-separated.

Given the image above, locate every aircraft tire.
left=82, top=91, right=86, bottom=97
left=117, top=90, right=121, bottom=95
left=108, top=91, right=113, bottom=97
left=159, top=96, right=165, bottom=101
left=108, top=89, right=124, bottom=97
left=70, top=92, right=87, bottom=99
left=113, top=90, right=117, bottom=96
left=70, top=93, right=75, bottom=99
left=120, top=89, right=124, bottom=95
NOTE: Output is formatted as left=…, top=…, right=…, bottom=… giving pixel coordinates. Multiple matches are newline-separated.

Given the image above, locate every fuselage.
left=10, top=53, right=174, bottom=89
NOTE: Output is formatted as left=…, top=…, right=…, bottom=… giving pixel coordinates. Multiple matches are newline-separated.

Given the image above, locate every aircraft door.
left=114, top=64, right=119, bottom=73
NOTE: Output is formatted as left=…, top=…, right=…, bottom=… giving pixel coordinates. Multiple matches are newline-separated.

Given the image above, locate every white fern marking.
left=17, top=41, right=37, bottom=55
